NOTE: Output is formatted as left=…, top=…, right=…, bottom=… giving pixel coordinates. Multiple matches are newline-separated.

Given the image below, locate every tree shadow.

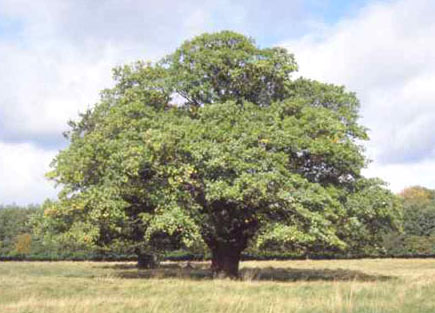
left=104, top=262, right=392, bottom=282
left=239, top=266, right=392, bottom=282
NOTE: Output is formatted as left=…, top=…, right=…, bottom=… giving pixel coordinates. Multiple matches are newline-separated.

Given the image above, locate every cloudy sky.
left=1, top=0, right=434, bottom=205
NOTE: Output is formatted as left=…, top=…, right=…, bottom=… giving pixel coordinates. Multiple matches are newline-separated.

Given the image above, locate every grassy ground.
left=1, top=259, right=435, bottom=313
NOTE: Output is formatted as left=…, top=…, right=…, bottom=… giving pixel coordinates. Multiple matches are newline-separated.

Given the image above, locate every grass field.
left=1, top=259, right=435, bottom=313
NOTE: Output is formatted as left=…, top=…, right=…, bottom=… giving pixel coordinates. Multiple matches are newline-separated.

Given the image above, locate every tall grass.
left=1, top=259, right=435, bottom=312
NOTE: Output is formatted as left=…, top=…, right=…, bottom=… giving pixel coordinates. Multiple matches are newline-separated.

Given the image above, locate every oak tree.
left=45, top=31, right=399, bottom=277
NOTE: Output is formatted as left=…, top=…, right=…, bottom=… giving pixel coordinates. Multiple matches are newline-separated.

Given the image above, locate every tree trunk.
left=211, top=246, right=242, bottom=278
left=136, top=252, right=158, bottom=269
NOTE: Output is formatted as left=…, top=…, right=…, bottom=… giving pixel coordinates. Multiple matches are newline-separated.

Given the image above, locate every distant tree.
left=401, top=186, right=435, bottom=237
left=0, top=205, right=38, bottom=255
left=383, top=186, right=435, bottom=256
left=43, top=31, right=400, bottom=277
left=400, top=186, right=433, bottom=203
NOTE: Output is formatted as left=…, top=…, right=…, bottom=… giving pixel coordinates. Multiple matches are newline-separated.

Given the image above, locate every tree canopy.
left=43, top=31, right=400, bottom=277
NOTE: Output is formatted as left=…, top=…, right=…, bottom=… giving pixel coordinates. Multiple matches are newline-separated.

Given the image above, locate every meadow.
left=1, top=259, right=435, bottom=313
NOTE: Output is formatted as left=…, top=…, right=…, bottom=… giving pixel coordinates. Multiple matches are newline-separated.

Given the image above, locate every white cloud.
left=0, top=1, right=214, bottom=147
left=2, top=0, right=435, bottom=203
left=282, top=0, right=435, bottom=191
left=363, top=160, right=435, bottom=192
left=0, top=42, right=119, bottom=145
left=0, top=142, right=57, bottom=204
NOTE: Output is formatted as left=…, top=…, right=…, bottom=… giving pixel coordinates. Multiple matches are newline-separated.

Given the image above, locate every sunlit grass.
left=1, top=259, right=435, bottom=312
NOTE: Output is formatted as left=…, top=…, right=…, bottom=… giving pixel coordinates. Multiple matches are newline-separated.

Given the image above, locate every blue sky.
left=1, top=0, right=434, bottom=204
left=0, top=17, right=19, bottom=37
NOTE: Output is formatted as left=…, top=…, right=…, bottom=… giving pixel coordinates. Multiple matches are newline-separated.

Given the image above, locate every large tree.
left=45, top=31, right=399, bottom=277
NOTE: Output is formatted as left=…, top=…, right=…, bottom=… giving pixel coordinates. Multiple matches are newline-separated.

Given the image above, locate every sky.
left=0, top=0, right=434, bottom=205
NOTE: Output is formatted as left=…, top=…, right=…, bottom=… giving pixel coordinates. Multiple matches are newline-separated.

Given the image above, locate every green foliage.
left=30, top=200, right=98, bottom=255
left=42, top=31, right=399, bottom=276
left=164, top=31, right=298, bottom=107
left=0, top=205, right=39, bottom=255
left=383, top=186, right=435, bottom=255
left=401, top=186, right=435, bottom=237
left=337, top=179, right=402, bottom=254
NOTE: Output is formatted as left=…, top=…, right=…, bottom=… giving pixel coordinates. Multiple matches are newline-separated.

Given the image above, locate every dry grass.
left=1, top=259, right=435, bottom=312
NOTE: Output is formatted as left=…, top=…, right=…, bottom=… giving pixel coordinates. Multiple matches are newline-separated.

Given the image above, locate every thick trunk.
left=211, top=246, right=242, bottom=278
left=136, top=252, right=158, bottom=269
